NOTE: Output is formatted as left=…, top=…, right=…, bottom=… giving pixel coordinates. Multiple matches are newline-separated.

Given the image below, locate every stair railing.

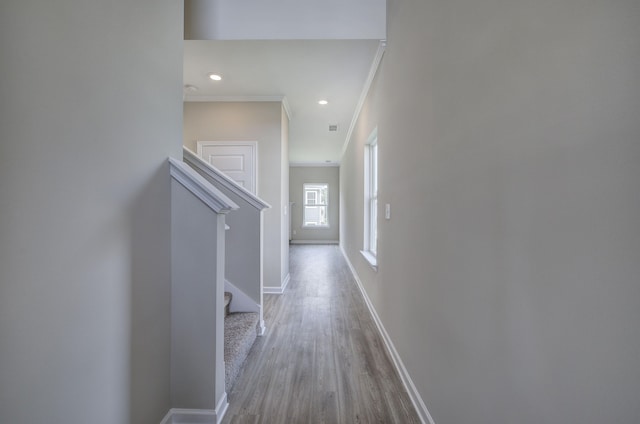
left=183, top=147, right=270, bottom=335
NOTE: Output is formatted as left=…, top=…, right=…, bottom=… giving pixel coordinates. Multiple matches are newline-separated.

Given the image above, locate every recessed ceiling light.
left=183, top=84, right=199, bottom=92
left=318, top=100, right=328, bottom=105
left=208, top=73, right=222, bottom=81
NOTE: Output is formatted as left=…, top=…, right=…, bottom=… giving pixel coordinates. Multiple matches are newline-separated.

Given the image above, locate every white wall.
left=185, top=0, right=385, bottom=40
left=183, top=101, right=289, bottom=292
left=341, top=0, right=640, bottom=423
left=291, top=166, right=340, bottom=243
left=0, top=1, right=183, bottom=423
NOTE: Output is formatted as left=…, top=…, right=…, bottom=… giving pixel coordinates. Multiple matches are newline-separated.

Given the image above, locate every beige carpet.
left=224, top=312, right=259, bottom=390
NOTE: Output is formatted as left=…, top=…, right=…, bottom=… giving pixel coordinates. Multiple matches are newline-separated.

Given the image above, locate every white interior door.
left=197, top=141, right=257, bottom=195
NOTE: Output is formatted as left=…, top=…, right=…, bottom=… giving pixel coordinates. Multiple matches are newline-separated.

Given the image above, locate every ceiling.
left=183, top=40, right=382, bottom=164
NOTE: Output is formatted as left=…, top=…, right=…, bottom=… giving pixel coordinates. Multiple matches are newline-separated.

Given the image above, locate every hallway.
left=222, top=245, right=420, bottom=423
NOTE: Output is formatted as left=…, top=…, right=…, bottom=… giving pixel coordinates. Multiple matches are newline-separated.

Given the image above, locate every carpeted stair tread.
left=224, top=312, right=259, bottom=391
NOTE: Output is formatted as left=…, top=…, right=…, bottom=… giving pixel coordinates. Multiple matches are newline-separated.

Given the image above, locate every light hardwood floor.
left=221, top=245, right=421, bottom=424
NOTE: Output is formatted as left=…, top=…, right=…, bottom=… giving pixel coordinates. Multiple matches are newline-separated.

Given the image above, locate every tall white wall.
left=341, top=0, right=640, bottom=423
left=183, top=102, right=289, bottom=292
left=0, top=1, right=183, bottom=423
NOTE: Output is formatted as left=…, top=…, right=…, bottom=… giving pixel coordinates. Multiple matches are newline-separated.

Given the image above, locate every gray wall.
left=183, top=101, right=290, bottom=291
left=341, top=0, right=640, bottom=423
left=341, top=64, right=384, bottom=304
left=0, top=1, right=183, bottom=423
left=291, top=166, right=340, bottom=243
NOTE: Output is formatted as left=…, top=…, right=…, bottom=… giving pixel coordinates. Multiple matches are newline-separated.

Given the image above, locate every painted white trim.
left=259, top=211, right=266, bottom=334
left=160, top=410, right=172, bottom=424
left=359, top=250, right=378, bottom=271
left=263, top=273, right=290, bottom=294
left=158, top=393, right=228, bottom=424
left=289, top=162, right=340, bottom=168
left=167, top=408, right=217, bottom=424
left=281, top=96, right=292, bottom=121
left=340, top=40, right=386, bottom=161
left=184, top=147, right=271, bottom=210
left=215, top=393, right=229, bottom=423
left=290, top=240, right=339, bottom=245
left=184, top=95, right=286, bottom=103
left=302, top=182, right=330, bottom=228
left=263, top=286, right=283, bottom=294
left=367, top=127, right=379, bottom=145
left=363, top=131, right=378, bottom=257
left=169, top=158, right=238, bottom=214
left=339, top=246, right=436, bottom=424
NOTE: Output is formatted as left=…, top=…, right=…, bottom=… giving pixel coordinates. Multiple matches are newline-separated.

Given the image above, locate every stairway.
left=224, top=292, right=259, bottom=391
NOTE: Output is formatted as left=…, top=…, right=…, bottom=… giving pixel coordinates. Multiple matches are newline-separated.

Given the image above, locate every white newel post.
left=183, top=147, right=271, bottom=335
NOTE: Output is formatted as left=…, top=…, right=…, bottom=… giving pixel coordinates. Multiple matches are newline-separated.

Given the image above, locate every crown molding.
left=340, top=40, right=386, bottom=160
left=281, top=96, right=292, bottom=121
left=184, top=94, right=285, bottom=102
left=184, top=95, right=292, bottom=121
left=290, top=162, right=340, bottom=168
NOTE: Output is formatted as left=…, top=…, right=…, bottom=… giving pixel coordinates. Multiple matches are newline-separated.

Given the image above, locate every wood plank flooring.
left=221, top=245, right=421, bottom=424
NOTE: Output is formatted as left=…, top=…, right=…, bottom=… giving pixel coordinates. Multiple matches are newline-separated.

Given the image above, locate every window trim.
left=361, top=128, right=378, bottom=270
left=302, top=182, right=330, bottom=228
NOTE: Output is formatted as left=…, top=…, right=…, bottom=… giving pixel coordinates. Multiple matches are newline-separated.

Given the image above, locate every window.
left=303, top=183, right=329, bottom=227
left=362, top=128, right=378, bottom=268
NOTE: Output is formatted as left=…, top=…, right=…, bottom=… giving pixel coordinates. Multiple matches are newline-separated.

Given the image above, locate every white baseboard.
left=339, top=246, right=436, bottom=424
left=263, top=273, right=290, bottom=294
left=159, top=408, right=216, bottom=424
left=290, top=239, right=339, bottom=245
left=263, top=286, right=283, bottom=294
left=282, top=273, right=290, bottom=291
left=215, top=393, right=229, bottom=423
left=160, top=394, right=228, bottom=424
